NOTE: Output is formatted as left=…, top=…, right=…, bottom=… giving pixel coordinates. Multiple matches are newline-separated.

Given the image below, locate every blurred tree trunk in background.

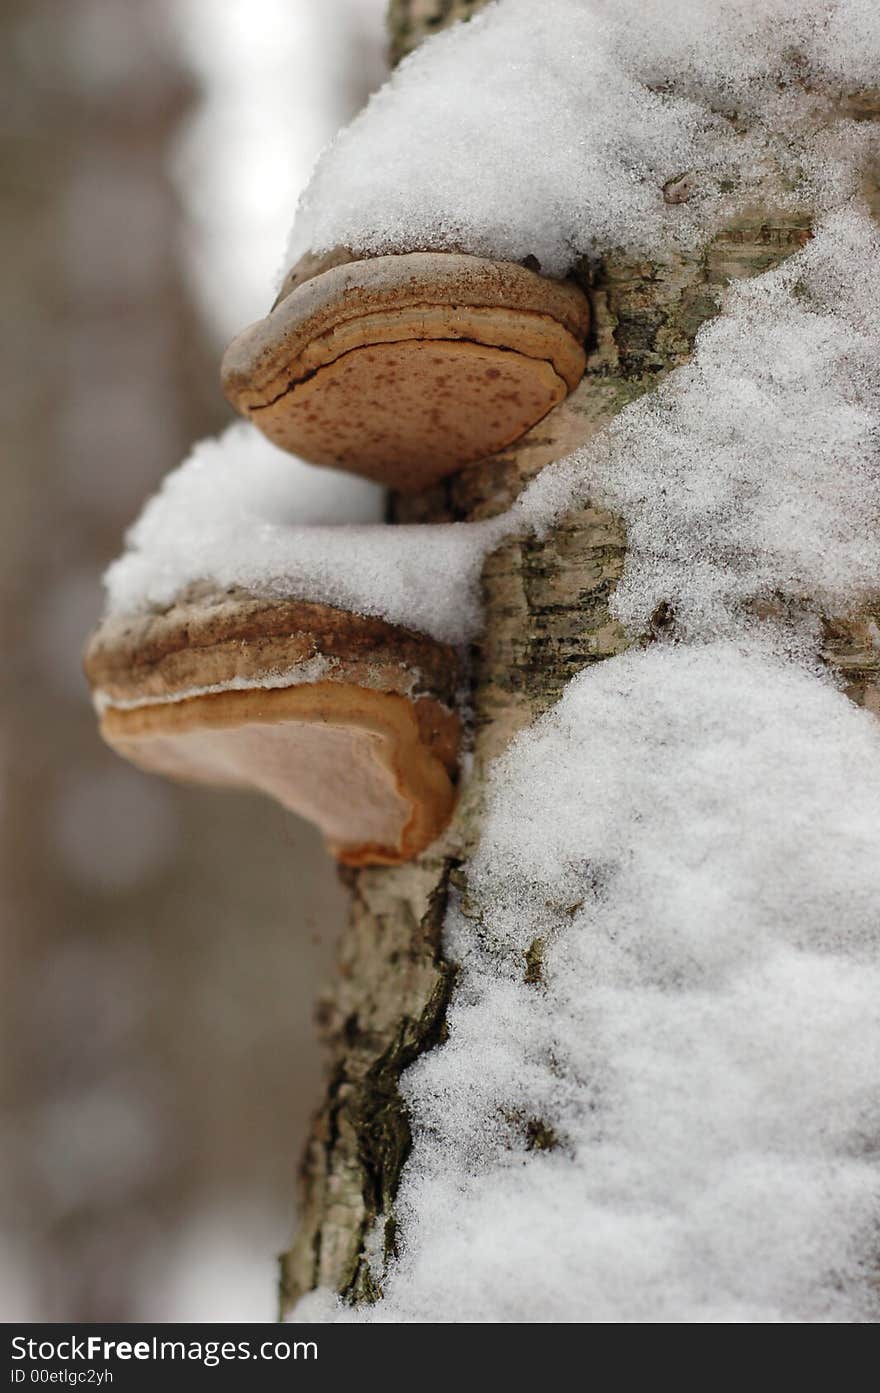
left=1, top=0, right=364, bottom=1323
left=0, top=0, right=221, bottom=1319
left=280, top=0, right=880, bottom=1316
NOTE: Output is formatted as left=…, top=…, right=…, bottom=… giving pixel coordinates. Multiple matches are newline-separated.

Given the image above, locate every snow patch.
left=514, top=208, right=880, bottom=637
left=335, top=641, right=880, bottom=1322
left=103, top=423, right=497, bottom=645
left=287, top=0, right=880, bottom=276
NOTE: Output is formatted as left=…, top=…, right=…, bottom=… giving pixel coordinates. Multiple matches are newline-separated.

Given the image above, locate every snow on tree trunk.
left=280, top=0, right=880, bottom=1315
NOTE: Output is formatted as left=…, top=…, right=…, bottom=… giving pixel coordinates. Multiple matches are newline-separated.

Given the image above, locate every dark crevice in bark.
left=280, top=863, right=458, bottom=1311
left=343, top=957, right=457, bottom=1302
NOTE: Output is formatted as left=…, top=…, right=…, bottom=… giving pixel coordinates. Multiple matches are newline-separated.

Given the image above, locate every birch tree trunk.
left=279, top=0, right=880, bottom=1315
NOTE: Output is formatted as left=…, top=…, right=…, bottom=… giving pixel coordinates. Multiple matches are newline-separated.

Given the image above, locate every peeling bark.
left=279, top=1, right=880, bottom=1315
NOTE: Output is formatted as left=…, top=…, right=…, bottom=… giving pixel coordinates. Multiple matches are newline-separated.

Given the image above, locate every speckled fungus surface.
left=221, top=251, right=590, bottom=491
left=84, top=595, right=460, bottom=866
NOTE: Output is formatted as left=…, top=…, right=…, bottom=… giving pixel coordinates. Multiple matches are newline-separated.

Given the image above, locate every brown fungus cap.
left=221, top=251, right=590, bottom=492
left=84, top=594, right=460, bottom=866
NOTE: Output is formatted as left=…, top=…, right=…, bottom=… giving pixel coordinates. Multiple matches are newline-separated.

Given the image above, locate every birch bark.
left=280, top=0, right=880, bottom=1314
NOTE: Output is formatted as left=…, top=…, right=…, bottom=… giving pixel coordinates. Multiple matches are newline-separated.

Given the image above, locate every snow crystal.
left=103, top=423, right=496, bottom=645
left=287, top=0, right=880, bottom=276
left=333, top=641, right=880, bottom=1322
left=515, top=208, right=880, bottom=637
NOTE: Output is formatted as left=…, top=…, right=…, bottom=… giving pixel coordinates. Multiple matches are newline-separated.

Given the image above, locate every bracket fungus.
left=221, top=250, right=591, bottom=491
left=84, top=594, right=460, bottom=866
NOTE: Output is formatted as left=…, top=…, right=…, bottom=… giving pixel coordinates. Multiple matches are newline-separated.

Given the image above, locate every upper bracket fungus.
left=221, top=250, right=590, bottom=492
left=84, top=594, right=460, bottom=866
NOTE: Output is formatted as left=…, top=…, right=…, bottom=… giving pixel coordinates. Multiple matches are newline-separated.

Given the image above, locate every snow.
left=316, top=640, right=880, bottom=1322
left=287, top=0, right=880, bottom=276
left=515, top=208, right=880, bottom=638
left=103, top=424, right=496, bottom=645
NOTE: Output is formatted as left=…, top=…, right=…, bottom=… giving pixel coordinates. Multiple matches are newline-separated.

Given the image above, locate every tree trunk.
left=280, top=0, right=880, bottom=1315
left=388, top=0, right=487, bottom=65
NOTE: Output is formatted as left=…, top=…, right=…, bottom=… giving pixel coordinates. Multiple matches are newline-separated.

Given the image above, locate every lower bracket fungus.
left=84, top=594, right=460, bottom=866
left=221, top=251, right=590, bottom=491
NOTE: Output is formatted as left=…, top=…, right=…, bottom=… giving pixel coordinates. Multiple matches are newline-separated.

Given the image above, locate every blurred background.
left=1, top=0, right=387, bottom=1320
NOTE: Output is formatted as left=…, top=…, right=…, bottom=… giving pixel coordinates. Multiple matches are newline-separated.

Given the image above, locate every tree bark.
left=388, top=0, right=486, bottom=65
left=280, top=0, right=880, bottom=1315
